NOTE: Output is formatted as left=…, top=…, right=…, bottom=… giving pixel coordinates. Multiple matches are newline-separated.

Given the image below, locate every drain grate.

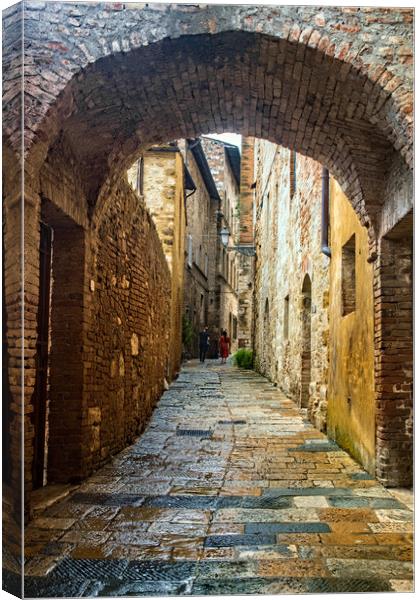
left=176, top=429, right=212, bottom=438
left=53, top=558, right=128, bottom=580
left=291, top=441, right=340, bottom=452
left=306, top=578, right=392, bottom=593
left=124, top=560, right=196, bottom=582
left=70, top=492, right=143, bottom=506
left=218, top=420, right=247, bottom=425
left=143, top=495, right=217, bottom=509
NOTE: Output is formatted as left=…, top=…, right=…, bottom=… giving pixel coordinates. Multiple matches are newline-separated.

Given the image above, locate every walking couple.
left=198, top=326, right=231, bottom=364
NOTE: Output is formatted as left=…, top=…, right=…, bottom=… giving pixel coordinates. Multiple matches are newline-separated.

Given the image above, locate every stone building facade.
left=180, top=139, right=220, bottom=358
left=253, top=142, right=330, bottom=427
left=127, top=137, right=246, bottom=361
left=253, top=140, right=412, bottom=484
left=236, top=137, right=256, bottom=350
left=201, top=137, right=242, bottom=355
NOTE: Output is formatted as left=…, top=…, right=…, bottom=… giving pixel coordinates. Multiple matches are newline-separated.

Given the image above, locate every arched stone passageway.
left=1, top=3, right=413, bottom=512
left=3, top=4, right=414, bottom=224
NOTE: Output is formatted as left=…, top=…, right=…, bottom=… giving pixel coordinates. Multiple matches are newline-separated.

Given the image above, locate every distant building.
left=201, top=137, right=242, bottom=356
left=128, top=136, right=250, bottom=361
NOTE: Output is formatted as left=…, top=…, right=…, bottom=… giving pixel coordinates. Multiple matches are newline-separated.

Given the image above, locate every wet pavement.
left=20, top=361, right=413, bottom=596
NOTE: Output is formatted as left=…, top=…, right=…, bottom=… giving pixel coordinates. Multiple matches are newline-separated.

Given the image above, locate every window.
left=342, top=234, right=356, bottom=315
left=284, top=295, right=290, bottom=339
left=187, top=235, right=193, bottom=267
left=233, top=317, right=238, bottom=340
left=204, top=253, right=208, bottom=277
left=290, top=150, right=296, bottom=199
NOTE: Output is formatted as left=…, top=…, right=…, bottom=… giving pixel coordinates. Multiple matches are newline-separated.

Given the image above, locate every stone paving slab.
left=22, top=361, right=413, bottom=596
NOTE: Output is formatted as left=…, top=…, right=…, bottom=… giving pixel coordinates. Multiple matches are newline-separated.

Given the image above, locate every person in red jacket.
left=219, top=329, right=231, bottom=364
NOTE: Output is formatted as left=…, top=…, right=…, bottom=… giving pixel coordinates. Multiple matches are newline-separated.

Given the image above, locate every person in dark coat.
left=199, top=326, right=210, bottom=363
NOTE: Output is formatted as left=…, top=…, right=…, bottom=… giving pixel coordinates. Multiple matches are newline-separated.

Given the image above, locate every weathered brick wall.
left=2, top=143, right=24, bottom=574
left=239, top=137, right=256, bottom=246
left=46, top=216, right=86, bottom=484
left=374, top=213, right=413, bottom=486
left=128, top=148, right=186, bottom=379
left=237, top=253, right=254, bottom=350
left=4, top=128, right=173, bottom=510
left=81, top=177, right=171, bottom=475
left=253, top=141, right=329, bottom=429
left=237, top=137, right=255, bottom=349
left=253, top=139, right=412, bottom=483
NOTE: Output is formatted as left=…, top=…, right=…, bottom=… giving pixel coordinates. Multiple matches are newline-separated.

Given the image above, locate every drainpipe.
left=321, top=167, right=331, bottom=258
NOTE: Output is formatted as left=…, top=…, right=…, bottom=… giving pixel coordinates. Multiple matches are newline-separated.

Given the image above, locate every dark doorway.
left=2, top=231, right=12, bottom=484
left=32, top=222, right=53, bottom=489
left=31, top=200, right=86, bottom=489
left=301, top=274, right=312, bottom=408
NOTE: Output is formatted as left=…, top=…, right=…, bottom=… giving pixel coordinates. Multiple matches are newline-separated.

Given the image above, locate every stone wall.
left=81, top=178, right=171, bottom=476
left=236, top=137, right=255, bottom=350
left=6, top=129, right=173, bottom=511
left=374, top=212, right=413, bottom=486
left=252, top=139, right=411, bottom=482
left=253, top=141, right=330, bottom=429
left=237, top=253, right=254, bottom=350
left=128, top=147, right=186, bottom=379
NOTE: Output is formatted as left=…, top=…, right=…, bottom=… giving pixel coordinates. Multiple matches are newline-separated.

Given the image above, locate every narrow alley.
left=2, top=4, right=414, bottom=597
left=22, top=362, right=413, bottom=597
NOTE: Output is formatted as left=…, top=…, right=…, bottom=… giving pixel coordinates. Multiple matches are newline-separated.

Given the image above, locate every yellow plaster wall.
left=327, top=178, right=376, bottom=473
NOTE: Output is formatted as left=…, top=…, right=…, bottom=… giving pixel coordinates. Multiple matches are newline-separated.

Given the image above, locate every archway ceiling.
left=57, top=32, right=397, bottom=222
left=2, top=3, right=413, bottom=227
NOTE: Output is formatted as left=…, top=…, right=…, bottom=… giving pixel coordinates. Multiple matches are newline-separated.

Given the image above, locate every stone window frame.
left=342, top=233, right=357, bottom=316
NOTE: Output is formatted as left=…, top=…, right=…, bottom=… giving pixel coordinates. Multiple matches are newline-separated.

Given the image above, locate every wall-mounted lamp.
left=219, top=226, right=256, bottom=257
left=220, top=227, right=230, bottom=248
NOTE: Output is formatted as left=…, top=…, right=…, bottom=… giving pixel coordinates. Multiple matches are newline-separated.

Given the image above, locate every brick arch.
left=28, top=30, right=403, bottom=236
left=3, top=4, right=413, bottom=225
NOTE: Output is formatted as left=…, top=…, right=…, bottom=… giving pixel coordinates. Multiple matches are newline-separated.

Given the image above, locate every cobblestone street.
left=23, top=362, right=413, bottom=597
